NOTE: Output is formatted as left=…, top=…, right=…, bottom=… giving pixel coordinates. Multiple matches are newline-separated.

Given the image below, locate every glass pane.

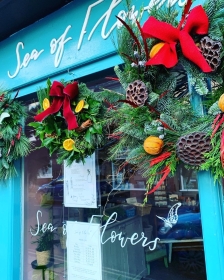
left=23, top=80, right=207, bottom=280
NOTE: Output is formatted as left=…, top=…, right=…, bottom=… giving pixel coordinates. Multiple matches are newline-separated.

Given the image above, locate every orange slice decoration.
left=75, top=100, right=85, bottom=113
left=43, top=98, right=50, bottom=110
left=149, top=42, right=165, bottom=58
left=63, top=138, right=75, bottom=151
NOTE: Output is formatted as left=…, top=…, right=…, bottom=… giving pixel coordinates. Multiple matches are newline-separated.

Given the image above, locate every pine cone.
left=200, top=36, right=222, bottom=71
left=126, top=80, right=148, bottom=106
left=176, top=132, right=211, bottom=166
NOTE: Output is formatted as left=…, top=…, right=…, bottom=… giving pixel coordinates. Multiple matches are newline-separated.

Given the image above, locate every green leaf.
left=73, top=146, right=80, bottom=153
left=93, top=123, right=102, bottom=134
left=83, top=103, right=89, bottom=109
left=42, top=137, right=54, bottom=146
left=2, top=159, right=9, bottom=169
left=29, top=122, right=42, bottom=128
left=84, top=130, right=91, bottom=143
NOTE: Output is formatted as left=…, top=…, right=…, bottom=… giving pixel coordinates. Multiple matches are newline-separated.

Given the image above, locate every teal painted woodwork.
left=197, top=171, right=224, bottom=279
left=0, top=1, right=220, bottom=280
left=0, top=160, right=22, bottom=280
left=190, top=83, right=224, bottom=279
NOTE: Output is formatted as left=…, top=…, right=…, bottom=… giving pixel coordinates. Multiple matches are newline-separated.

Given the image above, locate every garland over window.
left=103, top=0, right=224, bottom=198
left=31, top=0, right=224, bottom=198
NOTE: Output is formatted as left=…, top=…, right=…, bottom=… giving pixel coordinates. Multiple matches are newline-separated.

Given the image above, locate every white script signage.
left=7, top=0, right=187, bottom=79
left=30, top=210, right=160, bottom=251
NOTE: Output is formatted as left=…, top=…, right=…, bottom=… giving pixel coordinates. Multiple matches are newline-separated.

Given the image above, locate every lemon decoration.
left=43, top=98, right=50, bottom=110
left=75, top=100, right=85, bottom=113
left=63, top=138, right=75, bottom=151
left=149, top=42, right=165, bottom=58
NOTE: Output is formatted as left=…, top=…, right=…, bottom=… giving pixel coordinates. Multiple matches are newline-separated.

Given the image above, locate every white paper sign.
left=67, top=221, right=102, bottom=280
left=64, top=153, right=97, bottom=208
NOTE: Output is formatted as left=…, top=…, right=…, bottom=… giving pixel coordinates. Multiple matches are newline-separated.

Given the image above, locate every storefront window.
left=23, top=80, right=207, bottom=280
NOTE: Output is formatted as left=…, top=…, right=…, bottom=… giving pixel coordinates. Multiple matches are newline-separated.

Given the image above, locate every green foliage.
left=0, top=92, right=31, bottom=180
left=204, top=0, right=224, bottom=41
left=31, top=226, right=55, bottom=252
left=102, top=0, right=224, bottom=194
left=201, top=128, right=224, bottom=181
left=30, top=81, right=108, bottom=164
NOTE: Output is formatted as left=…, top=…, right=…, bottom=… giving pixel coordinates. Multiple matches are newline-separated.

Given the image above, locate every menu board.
left=67, top=221, right=102, bottom=280
left=64, top=153, right=97, bottom=208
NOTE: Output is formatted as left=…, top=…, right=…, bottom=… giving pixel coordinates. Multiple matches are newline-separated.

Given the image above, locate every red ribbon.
left=34, top=81, right=79, bottom=130
left=142, top=5, right=212, bottom=72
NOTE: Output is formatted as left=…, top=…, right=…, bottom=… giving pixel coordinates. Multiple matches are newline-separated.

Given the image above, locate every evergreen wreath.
left=104, top=0, right=224, bottom=199
left=0, top=91, right=31, bottom=180
left=30, top=79, right=109, bottom=165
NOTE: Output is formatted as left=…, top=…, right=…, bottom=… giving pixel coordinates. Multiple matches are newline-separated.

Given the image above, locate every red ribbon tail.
left=63, top=96, right=78, bottom=130
left=146, top=42, right=178, bottom=68
left=34, top=98, right=63, bottom=122
left=146, top=166, right=170, bottom=195
left=179, top=31, right=212, bottom=73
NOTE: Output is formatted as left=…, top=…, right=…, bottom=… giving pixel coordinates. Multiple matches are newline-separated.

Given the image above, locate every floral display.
left=0, top=90, right=30, bottom=180
left=30, top=79, right=110, bottom=165
left=104, top=0, right=224, bottom=199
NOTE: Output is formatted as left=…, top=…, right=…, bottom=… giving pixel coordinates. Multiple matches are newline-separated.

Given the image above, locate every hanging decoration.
left=104, top=0, right=224, bottom=199
left=0, top=91, right=31, bottom=180
left=30, top=79, right=114, bottom=165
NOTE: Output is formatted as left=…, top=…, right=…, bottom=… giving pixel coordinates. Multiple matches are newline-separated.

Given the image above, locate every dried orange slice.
left=75, top=100, right=85, bottom=113
left=63, top=138, right=75, bottom=151
left=149, top=42, right=165, bottom=58
left=43, top=98, right=50, bottom=110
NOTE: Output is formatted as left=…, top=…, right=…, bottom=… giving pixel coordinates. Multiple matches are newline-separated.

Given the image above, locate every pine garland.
left=103, top=0, right=224, bottom=195
left=0, top=91, right=31, bottom=180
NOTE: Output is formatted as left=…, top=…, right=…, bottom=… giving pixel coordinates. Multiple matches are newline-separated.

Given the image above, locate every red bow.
left=35, top=81, right=79, bottom=130
left=142, top=5, right=212, bottom=72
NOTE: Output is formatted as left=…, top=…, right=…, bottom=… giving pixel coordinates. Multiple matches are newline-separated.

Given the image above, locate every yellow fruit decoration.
left=149, top=42, right=165, bottom=58
left=63, top=138, right=75, bottom=151
left=218, top=94, right=224, bottom=112
left=75, top=100, right=85, bottom=113
left=43, top=98, right=50, bottom=110
left=143, top=136, right=164, bottom=155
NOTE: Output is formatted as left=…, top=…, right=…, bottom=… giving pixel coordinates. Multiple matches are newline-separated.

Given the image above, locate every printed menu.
left=64, top=153, right=97, bottom=208
left=67, top=221, right=102, bottom=280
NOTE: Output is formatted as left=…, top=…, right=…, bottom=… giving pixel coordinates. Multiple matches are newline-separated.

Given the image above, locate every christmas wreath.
left=29, top=79, right=109, bottom=165
left=0, top=91, right=30, bottom=180
left=104, top=0, right=224, bottom=198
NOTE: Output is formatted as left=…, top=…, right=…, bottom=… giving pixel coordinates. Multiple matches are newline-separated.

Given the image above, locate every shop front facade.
left=1, top=0, right=224, bottom=280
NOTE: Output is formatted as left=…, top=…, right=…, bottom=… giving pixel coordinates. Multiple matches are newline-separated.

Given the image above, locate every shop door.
left=23, top=83, right=207, bottom=280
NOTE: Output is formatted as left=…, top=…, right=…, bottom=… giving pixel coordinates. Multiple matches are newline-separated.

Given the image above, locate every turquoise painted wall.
left=1, top=0, right=224, bottom=279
